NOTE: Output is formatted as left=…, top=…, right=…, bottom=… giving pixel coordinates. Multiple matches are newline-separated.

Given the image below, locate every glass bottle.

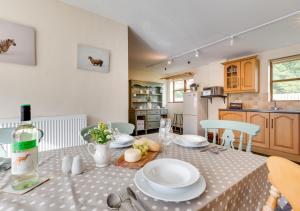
left=11, top=104, right=39, bottom=190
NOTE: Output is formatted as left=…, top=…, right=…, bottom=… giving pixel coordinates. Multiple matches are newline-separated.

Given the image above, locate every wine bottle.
left=11, top=104, right=39, bottom=190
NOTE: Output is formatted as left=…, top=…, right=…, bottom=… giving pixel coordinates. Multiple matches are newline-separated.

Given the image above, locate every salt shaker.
left=71, top=155, right=82, bottom=175
left=62, top=155, right=73, bottom=174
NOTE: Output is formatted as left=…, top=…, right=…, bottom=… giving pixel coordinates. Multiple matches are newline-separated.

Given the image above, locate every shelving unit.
left=129, top=80, right=167, bottom=135
left=201, top=95, right=227, bottom=103
left=129, top=80, right=164, bottom=109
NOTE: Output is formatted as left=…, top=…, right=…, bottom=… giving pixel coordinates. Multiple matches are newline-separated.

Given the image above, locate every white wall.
left=193, top=62, right=227, bottom=120
left=0, top=0, right=128, bottom=125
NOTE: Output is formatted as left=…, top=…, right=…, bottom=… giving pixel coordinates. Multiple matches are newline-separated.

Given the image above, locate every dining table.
left=0, top=133, right=270, bottom=211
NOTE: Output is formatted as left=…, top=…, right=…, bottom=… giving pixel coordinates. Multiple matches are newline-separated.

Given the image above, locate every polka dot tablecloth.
left=0, top=134, right=269, bottom=211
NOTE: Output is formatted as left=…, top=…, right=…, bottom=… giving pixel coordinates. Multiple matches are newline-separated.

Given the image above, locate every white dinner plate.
left=174, top=135, right=209, bottom=148
left=134, top=169, right=206, bottom=202
left=110, top=140, right=134, bottom=149
left=113, top=134, right=134, bottom=144
left=142, top=158, right=200, bottom=188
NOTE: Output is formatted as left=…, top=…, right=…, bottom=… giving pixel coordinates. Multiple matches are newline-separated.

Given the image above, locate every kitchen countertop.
left=219, top=108, right=300, bottom=114
left=129, top=108, right=167, bottom=111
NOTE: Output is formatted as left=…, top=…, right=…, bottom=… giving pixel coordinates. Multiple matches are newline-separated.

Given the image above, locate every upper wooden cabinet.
left=224, top=62, right=241, bottom=92
left=270, top=113, right=299, bottom=155
left=223, top=56, right=259, bottom=93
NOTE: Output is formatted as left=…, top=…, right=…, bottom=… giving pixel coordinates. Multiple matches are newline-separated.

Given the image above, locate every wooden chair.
left=200, top=120, right=260, bottom=152
left=172, top=114, right=183, bottom=135
left=0, top=127, right=43, bottom=157
left=0, top=128, right=15, bottom=157
left=263, top=156, right=300, bottom=211
left=80, top=122, right=135, bottom=142
left=111, top=122, right=135, bottom=135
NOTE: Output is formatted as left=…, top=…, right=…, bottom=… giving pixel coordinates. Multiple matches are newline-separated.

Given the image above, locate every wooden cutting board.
left=115, top=151, right=159, bottom=169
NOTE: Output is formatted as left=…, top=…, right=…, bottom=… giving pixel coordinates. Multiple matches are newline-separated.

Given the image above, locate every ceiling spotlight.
left=187, top=61, right=191, bottom=64
left=164, top=67, right=167, bottom=71
left=167, top=60, right=172, bottom=65
left=195, top=50, right=199, bottom=58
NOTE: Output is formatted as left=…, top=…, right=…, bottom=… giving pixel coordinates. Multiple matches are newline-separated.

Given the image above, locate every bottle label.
left=11, top=140, right=38, bottom=175
left=12, top=140, right=36, bottom=152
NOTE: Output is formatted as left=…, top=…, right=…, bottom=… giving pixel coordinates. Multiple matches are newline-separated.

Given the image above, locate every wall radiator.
left=0, top=114, right=87, bottom=154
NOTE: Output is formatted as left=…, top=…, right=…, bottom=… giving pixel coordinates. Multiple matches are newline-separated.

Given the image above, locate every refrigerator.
left=183, top=92, right=208, bottom=135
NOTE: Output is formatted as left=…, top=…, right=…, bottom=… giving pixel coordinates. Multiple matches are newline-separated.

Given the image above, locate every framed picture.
left=77, top=44, right=110, bottom=73
left=0, top=19, right=36, bottom=65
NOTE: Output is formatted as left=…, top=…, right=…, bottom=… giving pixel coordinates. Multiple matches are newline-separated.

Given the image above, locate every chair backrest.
left=0, top=128, right=44, bottom=157
left=263, top=156, right=300, bottom=211
left=80, top=122, right=135, bottom=143
left=0, top=128, right=14, bottom=144
left=200, top=120, right=260, bottom=152
left=111, top=122, right=135, bottom=135
left=80, top=125, right=96, bottom=143
left=0, top=128, right=15, bottom=157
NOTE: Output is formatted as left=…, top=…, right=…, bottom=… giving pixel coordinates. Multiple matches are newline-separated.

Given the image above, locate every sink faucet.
left=271, top=101, right=280, bottom=111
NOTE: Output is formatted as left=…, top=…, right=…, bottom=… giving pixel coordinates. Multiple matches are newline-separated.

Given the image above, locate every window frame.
left=270, top=54, right=300, bottom=101
left=169, top=78, right=193, bottom=103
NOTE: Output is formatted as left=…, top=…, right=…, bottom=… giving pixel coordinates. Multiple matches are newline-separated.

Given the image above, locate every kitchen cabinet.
left=246, top=112, right=269, bottom=148
left=270, top=113, right=299, bottom=154
left=219, top=109, right=300, bottom=162
left=223, top=56, right=259, bottom=93
left=224, top=62, right=240, bottom=92
left=219, top=111, right=246, bottom=122
left=219, top=111, right=246, bottom=140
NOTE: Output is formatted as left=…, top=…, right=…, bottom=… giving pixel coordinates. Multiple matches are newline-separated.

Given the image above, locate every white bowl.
left=142, top=158, right=200, bottom=189
left=135, top=169, right=206, bottom=202
left=179, top=135, right=207, bottom=146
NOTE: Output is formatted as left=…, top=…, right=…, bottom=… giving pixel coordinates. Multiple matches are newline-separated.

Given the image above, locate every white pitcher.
left=87, top=143, right=111, bottom=167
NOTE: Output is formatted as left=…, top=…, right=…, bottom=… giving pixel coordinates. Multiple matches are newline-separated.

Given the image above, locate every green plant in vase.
left=87, top=122, right=113, bottom=167
left=88, top=122, right=113, bottom=144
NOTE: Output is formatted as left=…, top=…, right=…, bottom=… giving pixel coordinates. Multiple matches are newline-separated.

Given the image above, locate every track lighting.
left=147, top=10, right=300, bottom=70
left=230, top=36, right=234, bottom=46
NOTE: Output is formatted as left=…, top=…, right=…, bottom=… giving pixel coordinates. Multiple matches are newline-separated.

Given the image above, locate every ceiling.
left=62, top=0, right=300, bottom=73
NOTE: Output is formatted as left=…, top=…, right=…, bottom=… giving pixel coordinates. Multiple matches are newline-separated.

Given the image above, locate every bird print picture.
left=0, top=19, right=36, bottom=65
left=77, top=44, right=110, bottom=73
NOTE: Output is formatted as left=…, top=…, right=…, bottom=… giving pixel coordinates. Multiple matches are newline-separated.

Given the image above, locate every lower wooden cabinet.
left=246, top=112, right=269, bottom=148
left=219, top=110, right=300, bottom=161
left=219, top=111, right=246, bottom=139
left=269, top=113, right=299, bottom=155
left=219, top=111, right=246, bottom=121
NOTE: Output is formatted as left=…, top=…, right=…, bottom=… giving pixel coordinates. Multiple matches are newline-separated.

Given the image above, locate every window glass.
left=273, top=60, right=300, bottom=80
left=168, top=78, right=194, bottom=102
left=169, top=81, right=173, bottom=102
left=272, top=80, right=300, bottom=101
left=174, top=80, right=184, bottom=90
left=174, top=90, right=184, bottom=102
left=271, top=55, right=300, bottom=101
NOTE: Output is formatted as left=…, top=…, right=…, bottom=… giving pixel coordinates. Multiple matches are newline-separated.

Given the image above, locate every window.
left=169, top=78, right=194, bottom=102
left=270, top=54, right=300, bottom=101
